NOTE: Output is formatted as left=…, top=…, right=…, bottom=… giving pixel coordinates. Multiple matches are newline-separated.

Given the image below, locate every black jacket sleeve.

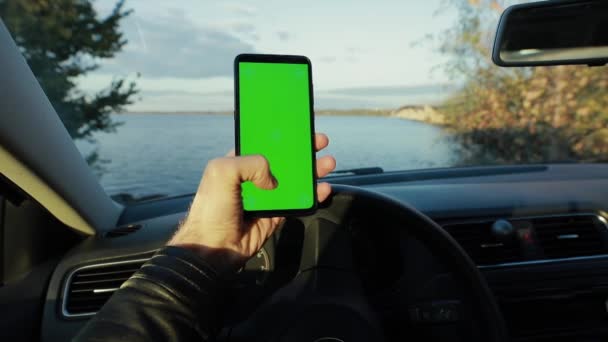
left=73, top=246, right=225, bottom=342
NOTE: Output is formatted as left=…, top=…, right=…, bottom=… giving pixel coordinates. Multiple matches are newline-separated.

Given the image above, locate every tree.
left=437, top=0, right=608, bottom=164
left=0, top=0, right=137, bottom=141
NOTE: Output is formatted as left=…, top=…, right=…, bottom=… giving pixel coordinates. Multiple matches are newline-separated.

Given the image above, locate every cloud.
left=343, top=47, right=368, bottom=63
left=142, top=89, right=233, bottom=97
left=228, top=21, right=259, bottom=41
left=133, top=89, right=234, bottom=111
left=326, top=84, right=456, bottom=96
left=98, top=12, right=255, bottom=78
left=277, top=31, right=290, bottom=42
left=314, top=84, right=456, bottom=109
left=224, top=3, right=257, bottom=17
left=346, top=46, right=368, bottom=54
left=232, top=22, right=255, bottom=34
left=319, top=56, right=336, bottom=63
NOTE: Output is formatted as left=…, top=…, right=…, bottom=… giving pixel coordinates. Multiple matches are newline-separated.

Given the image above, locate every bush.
left=437, top=0, right=608, bottom=165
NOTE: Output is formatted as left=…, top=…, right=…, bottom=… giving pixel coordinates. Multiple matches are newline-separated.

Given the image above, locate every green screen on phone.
left=238, top=61, right=315, bottom=212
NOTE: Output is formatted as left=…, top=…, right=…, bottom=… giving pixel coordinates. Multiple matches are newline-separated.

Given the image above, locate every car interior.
left=2, top=0, right=608, bottom=341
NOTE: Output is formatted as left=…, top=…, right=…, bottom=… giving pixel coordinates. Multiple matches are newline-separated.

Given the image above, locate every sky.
left=81, top=0, right=459, bottom=111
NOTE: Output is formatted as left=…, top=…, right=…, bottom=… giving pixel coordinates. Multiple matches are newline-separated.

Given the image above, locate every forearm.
left=73, top=247, right=225, bottom=342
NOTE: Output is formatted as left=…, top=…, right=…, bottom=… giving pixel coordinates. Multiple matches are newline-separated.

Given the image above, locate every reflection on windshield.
left=1, top=0, right=606, bottom=199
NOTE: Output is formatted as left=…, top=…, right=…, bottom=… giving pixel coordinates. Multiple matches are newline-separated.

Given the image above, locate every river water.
left=77, top=114, right=459, bottom=198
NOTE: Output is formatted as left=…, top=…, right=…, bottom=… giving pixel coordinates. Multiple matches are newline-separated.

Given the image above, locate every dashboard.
left=40, top=164, right=608, bottom=341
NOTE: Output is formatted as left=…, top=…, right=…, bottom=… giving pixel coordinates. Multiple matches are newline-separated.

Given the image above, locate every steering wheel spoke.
left=300, top=217, right=355, bottom=272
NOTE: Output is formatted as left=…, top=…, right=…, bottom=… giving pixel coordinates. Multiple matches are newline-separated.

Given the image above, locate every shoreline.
left=123, top=105, right=446, bottom=126
left=388, top=105, right=446, bottom=125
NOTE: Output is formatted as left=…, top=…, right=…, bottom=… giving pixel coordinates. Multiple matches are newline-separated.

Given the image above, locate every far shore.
left=124, top=105, right=446, bottom=126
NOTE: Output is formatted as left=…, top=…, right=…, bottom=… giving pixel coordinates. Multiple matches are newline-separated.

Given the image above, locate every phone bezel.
left=234, top=53, right=318, bottom=217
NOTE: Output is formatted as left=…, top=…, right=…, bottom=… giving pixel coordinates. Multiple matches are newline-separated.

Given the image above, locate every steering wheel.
left=228, top=184, right=508, bottom=341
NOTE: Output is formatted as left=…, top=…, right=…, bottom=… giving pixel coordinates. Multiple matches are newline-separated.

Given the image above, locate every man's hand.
left=168, top=133, right=336, bottom=273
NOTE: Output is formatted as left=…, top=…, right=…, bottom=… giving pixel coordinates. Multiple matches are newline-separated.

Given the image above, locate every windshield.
left=2, top=0, right=607, bottom=201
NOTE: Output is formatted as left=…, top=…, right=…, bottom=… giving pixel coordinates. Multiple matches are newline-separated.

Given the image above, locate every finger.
left=264, top=217, right=285, bottom=240
left=252, top=217, right=280, bottom=245
left=206, top=155, right=277, bottom=191
left=316, top=182, right=332, bottom=202
left=233, top=155, right=278, bottom=190
left=226, top=149, right=235, bottom=157
left=316, top=155, right=336, bottom=178
left=271, top=216, right=286, bottom=227
left=314, top=133, right=329, bottom=152
left=267, top=217, right=286, bottom=240
left=250, top=216, right=285, bottom=247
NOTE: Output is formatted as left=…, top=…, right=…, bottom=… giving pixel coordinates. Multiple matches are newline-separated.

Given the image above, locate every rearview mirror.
left=493, top=0, right=608, bottom=67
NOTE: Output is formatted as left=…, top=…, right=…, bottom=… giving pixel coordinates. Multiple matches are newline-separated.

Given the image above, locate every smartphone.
left=234, top=53, right=317, bottom=216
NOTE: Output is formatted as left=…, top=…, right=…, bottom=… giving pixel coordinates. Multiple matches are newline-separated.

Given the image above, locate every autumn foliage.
left=440, top=0, right=608, bottom=164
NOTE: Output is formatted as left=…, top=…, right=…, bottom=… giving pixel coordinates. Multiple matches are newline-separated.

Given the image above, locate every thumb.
left=235, top=155, right=278, bottom=190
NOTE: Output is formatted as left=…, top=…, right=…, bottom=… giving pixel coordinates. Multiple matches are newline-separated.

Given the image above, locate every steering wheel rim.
left=229, top=184, right=508, bottom=341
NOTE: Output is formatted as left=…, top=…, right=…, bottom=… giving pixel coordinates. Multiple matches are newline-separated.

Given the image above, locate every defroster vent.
left=444, top=214, right=608, bottom=267
left=533, top=215, right=607, bottom=259
left=443, top=221, right=523, bottom=266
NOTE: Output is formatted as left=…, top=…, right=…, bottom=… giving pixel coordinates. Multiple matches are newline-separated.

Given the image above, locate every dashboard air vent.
left=443, top=221, right=523, bottom=266
left=533, top=215, right=606, bottom=259
left=105, top=224, right=142, bottom=238
left=63, top=258, right=148, bottom=317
